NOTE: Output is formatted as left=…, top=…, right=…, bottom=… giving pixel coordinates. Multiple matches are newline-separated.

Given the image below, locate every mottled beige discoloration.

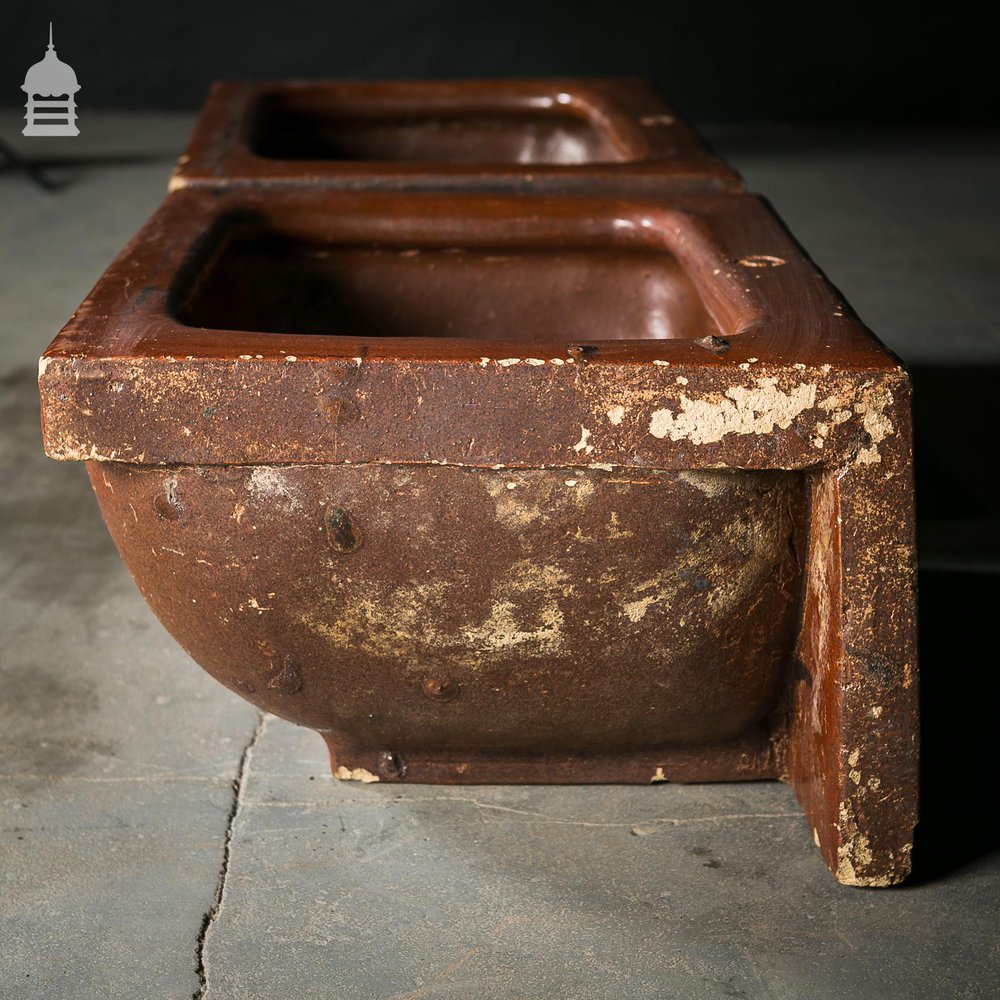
left=623, top=595, right=656, bottom=623
left=677, top=470, right=729, bottom=498
left=615, top=491, right=794, bottom=630
left=817, top=382, right=895, bottom=461
left=855, top=383, right=896, bottom=464
left=301, top=560, right=574, bottom=668
left=127, top=363, right=211, bottom=409
left=334, top=766, right=380, bottom=783
left=834, top=796, right=913, bottom=886
left=300, top=578, right=456, bottom=662
left=649, top=378, right=817, bottom=445
left=50, top=442, right=128, bottom=462
left=462, top=573, right=566, bottom=654
left=607, top=511, right=633, bottom=541
left=836, top=799, right=876, bottom=884
left=485, top=471, right=594, bottom=530
left=289, top=465, right=800, bottom=697
left=248, top=467, right=302, bottom=512
left=573, top=425, right=594, bottom=455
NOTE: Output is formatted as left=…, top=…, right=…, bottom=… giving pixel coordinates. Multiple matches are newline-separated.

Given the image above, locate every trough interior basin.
left=176, top=222, right=721, bottom=342
left=250, top=92, right=630, bottom=164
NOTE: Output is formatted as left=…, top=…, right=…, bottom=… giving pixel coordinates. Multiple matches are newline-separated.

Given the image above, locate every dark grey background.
left=3, top=1, right=997, bottom=122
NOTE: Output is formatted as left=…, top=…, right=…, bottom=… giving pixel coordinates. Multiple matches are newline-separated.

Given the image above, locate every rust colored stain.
left=37, top=78, right=918, bottom=887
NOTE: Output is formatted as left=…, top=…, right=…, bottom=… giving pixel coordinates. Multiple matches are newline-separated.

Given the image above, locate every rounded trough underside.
left=89, top=461, right=808, bottom=777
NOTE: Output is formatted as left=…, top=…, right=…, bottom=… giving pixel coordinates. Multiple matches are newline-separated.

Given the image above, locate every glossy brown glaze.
left=38, top=81, right=917, bottom=887
left=178, top=222, right=720, bottom=343
left=39, top=188, right=901, bottom=468
left=170, top=79, right=742, bottom=194
left=253, top=103, right=623, bottom=164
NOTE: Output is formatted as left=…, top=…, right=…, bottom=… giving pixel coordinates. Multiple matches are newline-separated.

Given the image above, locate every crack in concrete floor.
left=192, top=711, right=267, bottom=1000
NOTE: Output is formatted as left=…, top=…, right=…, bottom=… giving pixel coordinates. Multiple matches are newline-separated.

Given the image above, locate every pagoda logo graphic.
left=21, top=23, right=80, bottom=136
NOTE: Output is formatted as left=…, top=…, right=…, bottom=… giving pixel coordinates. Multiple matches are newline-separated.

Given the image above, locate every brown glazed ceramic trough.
left=39, top=86, right=917, bottom=888
left=168, top=78, right=742, bottom=194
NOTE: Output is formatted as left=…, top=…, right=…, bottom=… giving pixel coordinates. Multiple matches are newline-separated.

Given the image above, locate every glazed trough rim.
left=39, top=187, right=907, bottom=469
left=169, top=77, right=743, bottom=192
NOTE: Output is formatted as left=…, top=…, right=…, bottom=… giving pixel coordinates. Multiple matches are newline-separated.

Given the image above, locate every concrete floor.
left=1, top=113, right=999, bottom=999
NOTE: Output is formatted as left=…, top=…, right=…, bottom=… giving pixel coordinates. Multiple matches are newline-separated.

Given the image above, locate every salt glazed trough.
left=38, top=79, right=918, bottom=887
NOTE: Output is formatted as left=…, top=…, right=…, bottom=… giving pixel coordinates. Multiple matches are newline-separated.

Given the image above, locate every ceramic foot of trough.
left=39, top=83, right=917, bottom=888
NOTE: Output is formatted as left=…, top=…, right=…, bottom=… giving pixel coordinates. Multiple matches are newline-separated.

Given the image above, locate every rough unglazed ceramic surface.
left=38, top=85, right=918, bottom=888
left=168, top=78, right=742, bottom=194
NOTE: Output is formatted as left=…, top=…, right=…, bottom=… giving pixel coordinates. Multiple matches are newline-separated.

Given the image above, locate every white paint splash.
left=573, top=426, right=594, bottom=454
left=649, top=378, right=817, bottom=445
